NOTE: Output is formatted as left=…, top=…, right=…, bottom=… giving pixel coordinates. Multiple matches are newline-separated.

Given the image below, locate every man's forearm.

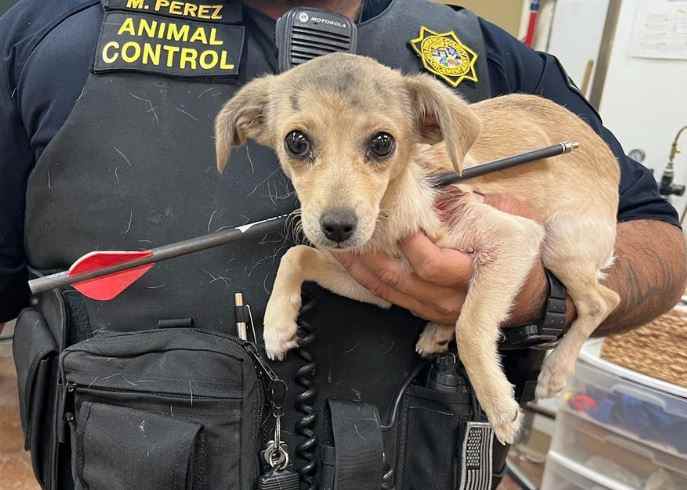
left=595, top=220, right=687, bottom=336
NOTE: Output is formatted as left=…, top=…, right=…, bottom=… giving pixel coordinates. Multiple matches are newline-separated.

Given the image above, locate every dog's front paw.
left=263, top=320, right=299, bottom=361
left=415, top=323, right=453, bottom=357
left=263, top=292, right=301, bottom=361
left=535, top=351, right=575, bottom=399
left=490, top=401, right=522, bottom=446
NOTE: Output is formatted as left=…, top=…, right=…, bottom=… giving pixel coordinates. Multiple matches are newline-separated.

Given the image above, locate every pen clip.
left=233, top=292, right=257, bottom=343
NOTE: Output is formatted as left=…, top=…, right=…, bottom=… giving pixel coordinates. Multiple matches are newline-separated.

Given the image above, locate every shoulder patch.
left=410, top=26, right=478, bottom=88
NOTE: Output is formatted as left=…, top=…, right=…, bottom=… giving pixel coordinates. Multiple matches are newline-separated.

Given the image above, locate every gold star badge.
left=410, top=26, right=479, bottom=88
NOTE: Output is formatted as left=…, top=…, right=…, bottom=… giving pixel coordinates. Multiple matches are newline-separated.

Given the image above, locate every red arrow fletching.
left=69, top=250, right=155, bottom=300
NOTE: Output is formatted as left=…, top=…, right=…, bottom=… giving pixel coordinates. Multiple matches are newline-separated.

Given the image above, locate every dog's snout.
left=320, top=208, right=357, bottom=244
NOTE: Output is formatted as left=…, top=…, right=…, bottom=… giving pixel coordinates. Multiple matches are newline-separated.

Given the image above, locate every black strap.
left=519, top=380, right=538, bottom=404
left=62, top=290, right=93, bottom=345
left=328, top=400, right=384, bottom=490
left=320, top=445, right=337, bottom=490
left=540, top=269, right=568, bottom=338
left=500, top=269, right=568, bottom=350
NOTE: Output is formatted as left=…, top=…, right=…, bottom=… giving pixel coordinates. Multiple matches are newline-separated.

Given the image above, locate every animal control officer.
left=1, top=0, right=685, bottom=489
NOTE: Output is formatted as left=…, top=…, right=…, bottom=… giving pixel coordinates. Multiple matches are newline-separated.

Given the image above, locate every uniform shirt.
left=0, top=0, right=679, bottom=322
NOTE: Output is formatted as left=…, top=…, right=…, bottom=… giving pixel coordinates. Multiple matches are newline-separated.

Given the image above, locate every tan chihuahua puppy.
left=215, top=53, right=620, bottom=444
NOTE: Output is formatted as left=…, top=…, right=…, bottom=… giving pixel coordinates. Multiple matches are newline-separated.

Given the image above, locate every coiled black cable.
left=381, top=451, right=394, bottom=489
left=295, top=296, right=318, bottom=489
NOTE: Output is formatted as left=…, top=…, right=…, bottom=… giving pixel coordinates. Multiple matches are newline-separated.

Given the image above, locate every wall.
left=546, top=0, right=610, bottom=95
left=598, top=0, right=687, bottom=218
left=438, top=0, right=529, bottom=37
left=0, top=0, right=17, bottom=15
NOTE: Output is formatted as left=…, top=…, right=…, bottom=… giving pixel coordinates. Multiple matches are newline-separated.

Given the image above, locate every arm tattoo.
left=596, top=220, right=687, bottom=336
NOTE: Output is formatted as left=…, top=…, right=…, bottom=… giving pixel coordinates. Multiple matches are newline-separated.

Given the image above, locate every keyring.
left=263, top=441, right=289, bottom=471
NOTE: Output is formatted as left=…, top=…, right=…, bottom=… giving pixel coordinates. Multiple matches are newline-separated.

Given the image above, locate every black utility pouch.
left=393, top=359, right=512, bottom=490
left=396, top=383, right=473, bottom=490
left=59, top=328, right=274, bottom=490
left=12, top=307, right=59, bottom=487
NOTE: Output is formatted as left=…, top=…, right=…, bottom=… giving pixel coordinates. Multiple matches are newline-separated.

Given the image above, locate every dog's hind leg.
left=452, top=202, right=545, bottom=445
left=536, top=215, right=619, bottom=399
left=416, top=322, right=455, bottom=355
left=535, top=274, right=618, bottom=398
left=264, top=245, right=390, bottom=360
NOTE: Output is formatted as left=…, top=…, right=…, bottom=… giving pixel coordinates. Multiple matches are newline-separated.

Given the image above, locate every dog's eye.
left=285, top=130, right=312, bottom=159
left=368, top=133, right=395, bottom=160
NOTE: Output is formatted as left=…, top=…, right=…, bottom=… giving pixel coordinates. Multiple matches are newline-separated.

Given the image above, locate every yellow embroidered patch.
left=410, top=26, right=479, bottom=88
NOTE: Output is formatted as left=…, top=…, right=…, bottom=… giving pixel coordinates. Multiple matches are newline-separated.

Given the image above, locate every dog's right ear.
left=215, top=75, right=274, bottom=173
left=404, top=74, right=481, bottom=175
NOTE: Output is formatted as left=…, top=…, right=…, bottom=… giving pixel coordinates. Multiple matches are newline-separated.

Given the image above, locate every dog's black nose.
left=320, top=208, right=357, bottom=244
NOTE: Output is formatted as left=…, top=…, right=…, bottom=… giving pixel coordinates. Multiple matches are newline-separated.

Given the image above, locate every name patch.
left=94, top=11, right=244, bottom=77
left=104, top=0, right=238, bottom=24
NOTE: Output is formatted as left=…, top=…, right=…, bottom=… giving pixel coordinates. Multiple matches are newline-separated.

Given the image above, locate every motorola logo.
left=311, top=16, right=347, bottom=29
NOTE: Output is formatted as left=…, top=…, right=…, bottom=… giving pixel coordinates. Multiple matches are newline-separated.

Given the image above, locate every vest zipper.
left=57, top=381, right=76, bottom=444
left=240, top=339, right=288, bottom=472
left=67, top=383, right=242, bottom=401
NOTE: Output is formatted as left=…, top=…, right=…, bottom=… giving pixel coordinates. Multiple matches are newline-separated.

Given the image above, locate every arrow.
left=28, top=142, right=577, bottom=300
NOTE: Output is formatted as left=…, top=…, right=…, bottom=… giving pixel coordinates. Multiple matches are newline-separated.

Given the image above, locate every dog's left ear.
left=215, top=75, right=274, bottom=173
left=405, top=74, right=481, bottom=175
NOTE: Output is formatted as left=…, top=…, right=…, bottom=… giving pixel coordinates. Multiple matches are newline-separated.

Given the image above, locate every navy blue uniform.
left=0, top=0, right=679, bottom=322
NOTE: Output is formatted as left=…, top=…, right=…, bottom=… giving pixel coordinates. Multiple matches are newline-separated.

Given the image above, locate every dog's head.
left=215, top=53, right=480, bottom=250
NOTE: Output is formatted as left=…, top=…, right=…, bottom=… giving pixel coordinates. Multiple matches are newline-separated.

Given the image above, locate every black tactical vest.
left=21, top=1, right=525, bottom=488
left=26, top=0, right=491, bottom=403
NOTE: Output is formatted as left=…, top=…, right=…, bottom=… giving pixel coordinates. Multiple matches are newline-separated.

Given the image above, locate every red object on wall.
left=524, top=1, right=541, bottom=48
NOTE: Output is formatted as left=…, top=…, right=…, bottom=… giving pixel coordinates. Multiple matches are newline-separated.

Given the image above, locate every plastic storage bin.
left=542, top=339, right=687, bottom=490
left=568, top=340, right=687, bottom=455
left=547, top=410, right=687, bottom=488
left=543, top=452, right=637, bottom=490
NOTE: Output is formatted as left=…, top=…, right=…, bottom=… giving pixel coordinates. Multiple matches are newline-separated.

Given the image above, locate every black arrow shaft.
left=431, top=141, right=578, bottom=187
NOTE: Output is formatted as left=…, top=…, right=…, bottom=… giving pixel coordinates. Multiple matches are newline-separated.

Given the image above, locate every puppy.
left=214, top=53, right=620, bottom=444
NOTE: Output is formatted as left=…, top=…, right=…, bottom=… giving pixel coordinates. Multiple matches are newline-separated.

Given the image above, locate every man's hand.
left=335, top=194, right=552, bottom=327
left=0, top=322, right=6, bottom=335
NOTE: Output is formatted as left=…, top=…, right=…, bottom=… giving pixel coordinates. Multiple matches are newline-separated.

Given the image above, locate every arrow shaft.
left=29, top=214, right=289, bottom=294
left=431, top=142, right=577, bottom=187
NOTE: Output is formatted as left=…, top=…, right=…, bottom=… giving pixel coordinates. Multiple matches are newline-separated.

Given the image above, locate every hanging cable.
left=294, top=295, right=318, bottom=489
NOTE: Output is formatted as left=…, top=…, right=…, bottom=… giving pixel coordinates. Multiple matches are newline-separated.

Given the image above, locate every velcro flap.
left=328, top=400, right=384, bottom=490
